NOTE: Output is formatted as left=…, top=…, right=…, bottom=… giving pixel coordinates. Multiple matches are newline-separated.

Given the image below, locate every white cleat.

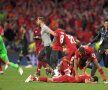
left=104, top=80, right=108, bottom=84
left=25, top=75, right=33, bottom=83
left=5, top=64, right=9, bottom=70
left=25, top=65, right=33, bottom=69
left=52, top=68, right=61, bottom=78
left=18, top=68, right=23, bottom=75
left=0, top=71, right=4, bottom=74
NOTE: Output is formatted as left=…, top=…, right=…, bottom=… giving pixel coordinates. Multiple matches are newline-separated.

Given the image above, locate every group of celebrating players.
left=25, top=17, right=108, bottom=84
left=0, top=17, right=108, bottom=84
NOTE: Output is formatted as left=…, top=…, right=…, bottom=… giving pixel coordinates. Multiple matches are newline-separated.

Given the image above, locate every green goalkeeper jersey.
left=0, top=35, right=7, bottom=53
left=0, top=35, right=8, bottom=61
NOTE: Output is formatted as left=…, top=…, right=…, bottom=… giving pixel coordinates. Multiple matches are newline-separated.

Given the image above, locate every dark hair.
left=78, top=47, right=85, bottom=54
left=92, top=76, right=98, bottom=82
left=38, top=17, right=45, bottom=22
left=58, top=23, right=66, bottom=29
left=104, top=19, right=108, bottom=23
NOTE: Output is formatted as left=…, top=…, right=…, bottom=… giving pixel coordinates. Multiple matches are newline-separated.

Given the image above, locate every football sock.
left=0, top=60, right=4, bottom=71
left=10, top=62, right=19, bottom=70
left=36, top=69, right=40, bottom=74
left=42, top=62, right=47, bottom=68
left=38, top=60, right=43, bottom=69
left=98, top=68, right=106, bottom=81
left=42, top=62, right=48, bottom=72
left=36, top=60, right=42, bottom=74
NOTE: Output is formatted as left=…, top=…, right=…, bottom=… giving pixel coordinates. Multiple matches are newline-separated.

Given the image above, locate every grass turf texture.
left=0, top=67, right=108, bottom=90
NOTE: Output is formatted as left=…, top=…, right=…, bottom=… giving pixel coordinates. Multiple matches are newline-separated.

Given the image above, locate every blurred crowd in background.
left=0, top=0, right=108, bottom=65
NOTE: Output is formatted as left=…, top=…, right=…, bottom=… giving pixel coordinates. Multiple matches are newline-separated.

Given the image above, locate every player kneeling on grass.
left=0, top=35, right=23, bottom=75
left=25, top=74, right=98, bottom=84
left=74, top=45, right=108, bottom=84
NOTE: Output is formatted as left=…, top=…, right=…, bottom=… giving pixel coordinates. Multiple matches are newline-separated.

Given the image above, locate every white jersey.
left=40, top=24, right=52, bottom=46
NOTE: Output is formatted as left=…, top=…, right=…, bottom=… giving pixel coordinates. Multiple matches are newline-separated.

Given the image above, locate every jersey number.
left=60, top=35, right=64, bottom=44
left=66, top=35, right=76, bottom=44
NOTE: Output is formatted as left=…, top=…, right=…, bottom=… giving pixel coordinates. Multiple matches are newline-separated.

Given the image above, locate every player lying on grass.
left=25, top=74, right=98, bottom=83
left=0, top=35, right=23, bottom=75
left=74, top=45, right=108, bottom=84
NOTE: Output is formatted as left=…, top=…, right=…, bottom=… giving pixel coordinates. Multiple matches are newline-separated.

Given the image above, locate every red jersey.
left=33, top=27, right=41, bottom=39
left=78, top=75, right=91, bottom=83
left=68, top=75, right=91, bottom=83
left=67, top=75, right=77, bottom=83
left=33, top=27, right=43, bottom=54
left=64, top=34, right=77, bottom=54
left=53, top=75, right=91, bottom=83
left=75, top=46, right=96, bottom=61
left=52, top=29, right=64, bottom=51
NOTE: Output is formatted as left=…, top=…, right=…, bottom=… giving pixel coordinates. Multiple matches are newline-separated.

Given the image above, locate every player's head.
left=36, top=17, right=45, bottom=25
left=78, top=47, right=85, bottom=55
left=92, top=76, right=99, bottom=82
left=59, top=23, right=66, bottom=29
left=104, top=19, right=108, bottom=23
left=103, top=19, right=108, bottom=29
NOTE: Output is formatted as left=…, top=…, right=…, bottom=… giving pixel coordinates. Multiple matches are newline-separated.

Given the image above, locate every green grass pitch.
left=0, top=67, right=108, bottom=90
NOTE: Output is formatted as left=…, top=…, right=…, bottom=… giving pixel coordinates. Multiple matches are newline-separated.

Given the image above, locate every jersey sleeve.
left=87, top=47, right=96, bottom=60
